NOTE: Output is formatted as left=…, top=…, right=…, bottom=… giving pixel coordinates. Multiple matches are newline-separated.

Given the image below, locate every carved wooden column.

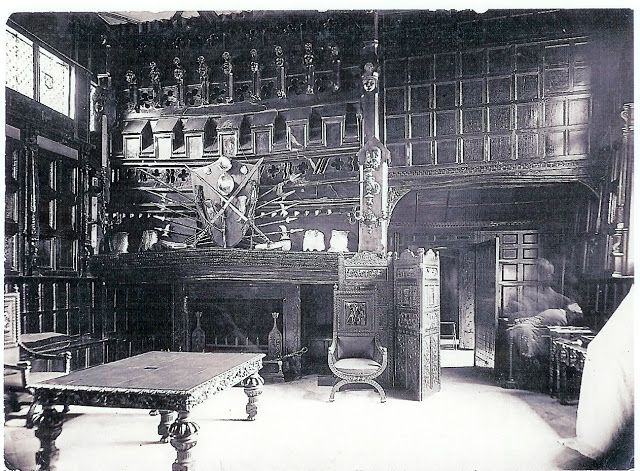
left=612, top=103, right=634, bottom=277
left=356, top=16, right=388, bottom=254
left=24, top=132, right=39, bottom=276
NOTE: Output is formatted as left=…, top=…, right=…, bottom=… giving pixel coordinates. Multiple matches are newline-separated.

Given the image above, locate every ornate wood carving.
left=393, top=248, right=441, bottom=400
left=197, top=56, right=209, bottom=105
left=274, top=45, right=287, bottom=99
left=90, top=249, right=340, bottom=284
left=33, top=355, right=264, bottom=412
left=304, top=42, right=315, bottom=95
left=611, top=103, right=634, bottom=277
left=250, top=49, right=261, bottom=101
left=173, top=57, right=186, bottom=106
left=222, top=52, right=234, bottom=103
left=149, top=62, right=162, bottom=108
left=458, top=248, right=475, bottom=349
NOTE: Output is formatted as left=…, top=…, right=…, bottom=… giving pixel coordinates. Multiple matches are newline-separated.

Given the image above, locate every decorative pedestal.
left=34, top=405, right=66, bottom=471
left=158, top=410, right=177, bottom=443
left=242, top=373, right=264, bottom=420
left=169, top=411, right=200, bottom=471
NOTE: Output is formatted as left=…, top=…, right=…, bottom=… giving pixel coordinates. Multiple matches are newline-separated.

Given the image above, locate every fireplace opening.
left=191, top=298, right=283, bottom=353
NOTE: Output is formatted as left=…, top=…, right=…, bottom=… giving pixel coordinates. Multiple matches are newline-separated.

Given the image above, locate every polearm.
left=183, top=160, right=271, bottom=243
left=137, top=168, right=221, bottom=238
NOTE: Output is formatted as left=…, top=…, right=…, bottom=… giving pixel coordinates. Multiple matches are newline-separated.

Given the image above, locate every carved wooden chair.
left=328, top=335, right=387, bottom=402
left=4, top=291, right=71, bottom=428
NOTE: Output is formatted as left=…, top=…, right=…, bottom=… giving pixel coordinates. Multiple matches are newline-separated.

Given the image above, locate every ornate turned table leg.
left=34, top=405, right=66, bottom=471
left=169, top=411, right=200, bottom=471
left=158, top=410, right=177, bottom=443
left=242, top=373, right=264, bottom=420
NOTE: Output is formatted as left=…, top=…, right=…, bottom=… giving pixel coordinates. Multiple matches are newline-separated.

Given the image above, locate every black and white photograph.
left=1, top=5, right=635, bottom=471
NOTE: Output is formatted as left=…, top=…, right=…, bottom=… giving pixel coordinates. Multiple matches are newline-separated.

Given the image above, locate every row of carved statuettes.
left=125, top=43, right=338, bottom=86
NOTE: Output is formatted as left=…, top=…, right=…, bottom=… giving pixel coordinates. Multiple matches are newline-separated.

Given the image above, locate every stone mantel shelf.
left=89, top=248, right=341, bottom=284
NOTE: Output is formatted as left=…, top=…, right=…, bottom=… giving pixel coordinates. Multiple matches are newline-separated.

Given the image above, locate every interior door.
left=394, top=248, right=441, bottom=401
left=474, top=238, right=499, bottom=368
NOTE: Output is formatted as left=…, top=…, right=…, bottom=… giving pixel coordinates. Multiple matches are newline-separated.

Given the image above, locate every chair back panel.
left=337, top=336, right=375, bottom=360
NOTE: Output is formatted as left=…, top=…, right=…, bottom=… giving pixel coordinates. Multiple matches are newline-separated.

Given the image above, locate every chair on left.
left=4, top=290, right=71, bottom=428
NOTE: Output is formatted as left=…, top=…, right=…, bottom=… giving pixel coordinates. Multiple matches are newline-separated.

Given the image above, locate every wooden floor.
left=4, top=360, right=579, bottom=471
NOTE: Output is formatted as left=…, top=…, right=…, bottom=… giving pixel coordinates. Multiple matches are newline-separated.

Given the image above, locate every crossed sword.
left=138, top=158, right=271, bottom=246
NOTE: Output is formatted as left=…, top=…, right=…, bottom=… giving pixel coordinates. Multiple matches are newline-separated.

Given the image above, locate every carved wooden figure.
left=222, top=52, right=233, bottom=103
left=304, top=42, right=315, bottom=94
left=125, top=70, right=139, bottom=112
left=250, top=48, right=261, bottom=101
left=173, top=57, right=186, bottom=106
left=274, top=45, right=286, bottom=99
left=196, top=56, right=209, bottom=105
left=331, top=45, right=341, bottom=91
left=149, top=62, right=162, bottom=107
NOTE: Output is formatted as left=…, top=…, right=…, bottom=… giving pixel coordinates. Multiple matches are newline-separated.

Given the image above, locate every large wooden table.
left=30, top=351, right=265, bottom=471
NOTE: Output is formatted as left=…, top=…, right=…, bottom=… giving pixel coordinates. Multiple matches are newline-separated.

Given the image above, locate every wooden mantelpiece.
left=89, top=248, right=340, bottom=284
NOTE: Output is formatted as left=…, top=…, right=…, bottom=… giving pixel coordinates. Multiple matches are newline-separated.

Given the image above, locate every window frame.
left=6, top=25, right=75, bottom=119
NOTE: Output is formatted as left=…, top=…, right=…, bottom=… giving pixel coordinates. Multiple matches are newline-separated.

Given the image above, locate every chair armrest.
left=327, top=340, right=338, bottom=373
left=20, top=346, right=71, bottom=374
left=4, top=360, right=32, bottom=388
left=374, top=340, right=388, bottom=372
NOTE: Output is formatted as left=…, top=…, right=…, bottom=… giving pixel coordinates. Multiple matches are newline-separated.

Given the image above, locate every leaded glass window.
left=39, top=47, right=71, bottom=116
left=5, top=27, right=34, bottom=98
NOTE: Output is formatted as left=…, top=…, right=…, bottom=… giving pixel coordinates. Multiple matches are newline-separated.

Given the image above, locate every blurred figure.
left=506, top=259, right=584, bottom=359
left=557, top=287, right=635, bottom=470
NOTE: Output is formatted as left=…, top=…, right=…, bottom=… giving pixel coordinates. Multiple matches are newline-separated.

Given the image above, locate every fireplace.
left=190, top=298, right=283, bottom=352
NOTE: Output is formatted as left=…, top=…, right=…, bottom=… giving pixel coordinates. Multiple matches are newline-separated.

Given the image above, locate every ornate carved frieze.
left=390, top=158, right=601, bottom=183
left=344, top=267, right=387, bottom=280
left=89, top=248, right=340, bottom=284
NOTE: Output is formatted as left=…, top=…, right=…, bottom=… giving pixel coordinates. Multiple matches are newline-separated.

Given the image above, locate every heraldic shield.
left=191, top=156, right=261, bottom=247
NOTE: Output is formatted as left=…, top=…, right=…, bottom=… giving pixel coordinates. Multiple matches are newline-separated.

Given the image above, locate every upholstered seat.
left=333, top=358, right=381, bottom=374
left=328, top=335, right=388, bottom=402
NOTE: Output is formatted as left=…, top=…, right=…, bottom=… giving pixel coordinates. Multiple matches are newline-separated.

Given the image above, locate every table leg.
left=169, top=411, right=199, bottom=471
left=158, top=410, right=177, bottom=443
left=242, top=372, right=264, bottom=421
left=34, top=404, right=66, bottom=471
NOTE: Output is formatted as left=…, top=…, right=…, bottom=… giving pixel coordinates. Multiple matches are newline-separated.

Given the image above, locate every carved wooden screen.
left=394, top=248, right=441, bottom=401
left=474, top=238, right=498, bottom=368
